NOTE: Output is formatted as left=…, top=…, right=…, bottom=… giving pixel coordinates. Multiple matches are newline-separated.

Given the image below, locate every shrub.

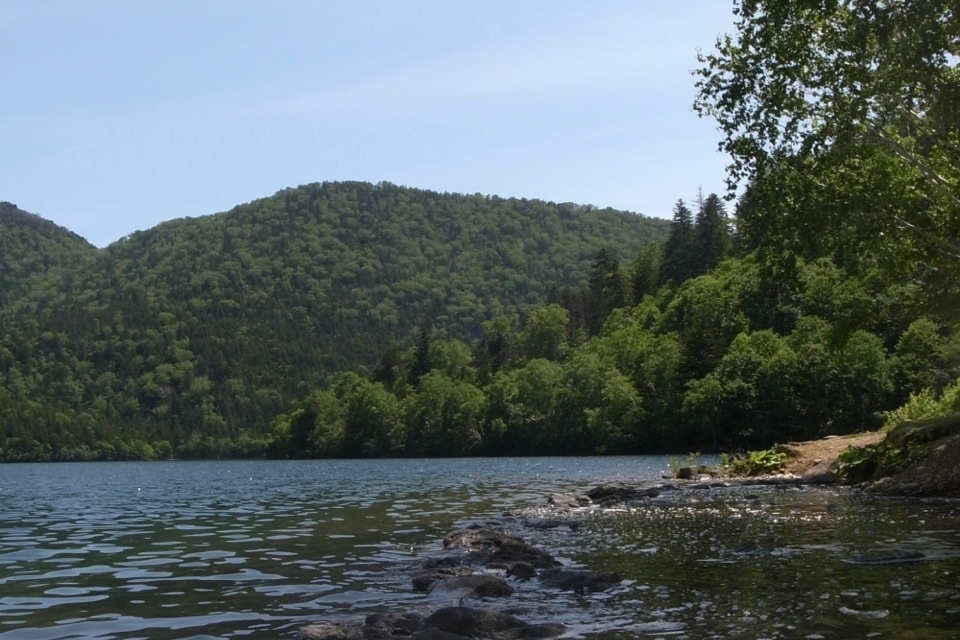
left=721, top=448, right=786, bottom=476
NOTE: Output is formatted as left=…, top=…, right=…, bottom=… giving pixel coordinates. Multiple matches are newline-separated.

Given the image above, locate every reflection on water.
left=0, top=459, right=958, bottom=639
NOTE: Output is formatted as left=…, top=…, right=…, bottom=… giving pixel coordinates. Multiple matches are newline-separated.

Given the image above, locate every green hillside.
left=0, top=181, right=667, bottom=460
left=0, top=202, right=97, bottom=311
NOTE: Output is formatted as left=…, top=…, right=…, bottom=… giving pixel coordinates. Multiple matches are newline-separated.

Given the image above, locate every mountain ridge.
left=0, top=181, right=668, bottom=459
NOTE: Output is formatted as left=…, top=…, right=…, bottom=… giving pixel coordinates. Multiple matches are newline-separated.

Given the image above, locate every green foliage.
left=833, top=440, right=925, bottom=484
left=881, top=390, right=943, bottom=431
left=882, top=377, right=960, bottom=430
left=720, top=448, right=787, bottom=477
left=668, top=452, right=703, bottom=477
left=695, top=1, right=960, bottom=313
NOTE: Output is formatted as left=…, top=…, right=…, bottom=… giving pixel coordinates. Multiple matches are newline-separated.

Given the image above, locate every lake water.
left=1, top=458, right=958, bottom=639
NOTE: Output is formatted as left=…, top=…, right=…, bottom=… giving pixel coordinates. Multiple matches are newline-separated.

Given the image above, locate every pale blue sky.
left=2, top=1, right=736, bottom=248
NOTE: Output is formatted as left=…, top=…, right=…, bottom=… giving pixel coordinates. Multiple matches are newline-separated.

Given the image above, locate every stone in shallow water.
left=427, top=573, right=514, bottom=598
left=413, top=564, right=474, bottom=592
left=844, top=550, right=925, bottom=565
left=424, top=606, right=526, bottom=637
left=538, top=568, right=622, bottom=593
left=297, top=622, right=361, bottom=640
left=838, top=606, right=890, bottom=619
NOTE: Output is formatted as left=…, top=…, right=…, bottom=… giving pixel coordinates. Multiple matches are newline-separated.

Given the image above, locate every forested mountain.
left=0, top=202, right=97, bottom=311
left=0, top=182, right=667, bottom=460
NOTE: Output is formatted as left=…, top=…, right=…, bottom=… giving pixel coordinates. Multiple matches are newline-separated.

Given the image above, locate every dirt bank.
left=778, top=431, right=885, bottom=476
left=864, top=431, right=960, bottom=497
left=776, top=428, right=960, bottom=498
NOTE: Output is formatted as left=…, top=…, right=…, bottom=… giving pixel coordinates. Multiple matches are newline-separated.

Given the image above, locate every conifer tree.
left=695, top=192, right=730, bottom=273
left=660, top=199, right=696, bottom=285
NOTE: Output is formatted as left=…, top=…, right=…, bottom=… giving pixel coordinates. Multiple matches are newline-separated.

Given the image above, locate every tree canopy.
left=695, top=0, right=959, bottom=308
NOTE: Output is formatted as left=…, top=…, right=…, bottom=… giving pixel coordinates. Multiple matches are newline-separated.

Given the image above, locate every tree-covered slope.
left=0, top=202, right=97, bottom=310
left=0, top=181, right=667, bottom=460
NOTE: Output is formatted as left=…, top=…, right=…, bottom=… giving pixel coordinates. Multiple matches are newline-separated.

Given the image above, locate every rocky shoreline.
left=295, top=424, right=960, bottom=638
left=297, top=506, right=625, bottom=640
left=295, top=463, right=949, bottom=640
left=294, top=475, right=845, bottom=640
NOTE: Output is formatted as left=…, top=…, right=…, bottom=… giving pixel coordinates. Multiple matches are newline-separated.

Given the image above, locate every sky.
left=2, top=1, right=737, bottom=248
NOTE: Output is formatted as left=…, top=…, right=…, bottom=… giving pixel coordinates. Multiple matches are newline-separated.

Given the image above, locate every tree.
left=660, top=200, right=696, bottom=285
left=695, top=193, right=730, bottom=273
left=695, top=0, right=960, bottom=301
left=587, top=249, right=627, bottom=334
left=630, top=242, right=662, bottom=302
left=518, top=304, right=570, bottom=362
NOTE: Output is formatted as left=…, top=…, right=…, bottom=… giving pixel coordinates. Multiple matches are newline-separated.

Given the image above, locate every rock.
left=583, top=484, right=662, bottom=505
left=520, top=623, right=566, bottom=638
left=800, top=461, right=837, bottom=484
left=424, top=606, right=526, bottom=638
left=443, top=527, right=513, bottom=551
left=845, top=550, right=925, bottom=565
left=547, top=492, right=589, bottom=509
left=411, top=628, right=473, bottom=640
left=506, top=561, right=537, bottom=579
left=363, top=612, right=425, bottom=640
left=538, top=568, right=622, bottom=593
left=486, top=538, right=559, bottom=570
left=522, top=518, right=578, bottom=531
left=428, top=574, right=514, bottom=598
left=297, top=623, right=361, bottom=640
left=732, top=540, right=764, bottom=555
left=413, top=564, right=474, bottom=592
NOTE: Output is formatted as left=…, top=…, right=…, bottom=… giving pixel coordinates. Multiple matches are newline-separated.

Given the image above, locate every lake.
left=1, top=458, right=958, bottom=639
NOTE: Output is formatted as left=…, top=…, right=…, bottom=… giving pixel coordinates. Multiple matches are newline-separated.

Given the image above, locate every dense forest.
left=0, top=182, right=666, bottom=461
left=3, top=1, right=958, bottom=463
left=267, top=195, right=960, bottom=458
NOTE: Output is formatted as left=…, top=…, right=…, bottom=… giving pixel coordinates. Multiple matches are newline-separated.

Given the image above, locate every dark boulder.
left=363, top=612, right=425, bottom=640
left=411, top=628, right=472, bottom=640
left=413, top=564, right=474, bottom=592
left=487, top=538, right=559, bottom=570
left=520, top=623, right=567, bottom=638
left=423, top=607, right=526, bottom=638
left=583, top=484, right=662, bottom=506
left=506, top=561, right=537, bottom=580
left=428, top=574, right=514, bottom=598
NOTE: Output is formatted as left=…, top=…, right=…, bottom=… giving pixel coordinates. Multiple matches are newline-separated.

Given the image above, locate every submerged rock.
left=845, top=550, right=925, bottom=565
left=424, top=606, right=564, bottom=639
left=428, top=574, right=514, bottom=598
left=363, top=612, right=426, bottom=640
left=486, top=538, right=560, bottom=570
left=506, top=561, right=537, bottom=579
left=297, top=623, right=361, bottom=640
left=583, top=484, right=664, bottom=506
left=547, top=492, right=590, bottom=509
left=413, top=564, right=474, bottom=592
left=538, top=568, right=622, bottom=593
left=443, top=527, right=513, bottom=551
left=299, top=607, right=564, bottom=640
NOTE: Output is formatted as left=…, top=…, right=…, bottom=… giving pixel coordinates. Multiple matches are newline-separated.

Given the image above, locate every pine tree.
left=660, top=199, right=696, bottom=285
left=694, top=192, right=730, bottom=274
left=588, top=249, right=626, bottom=334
